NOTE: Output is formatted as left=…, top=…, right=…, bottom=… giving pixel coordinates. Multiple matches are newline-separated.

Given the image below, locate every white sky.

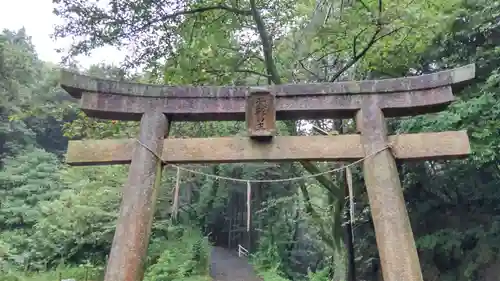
left=0, top=0, right=126, bottom=68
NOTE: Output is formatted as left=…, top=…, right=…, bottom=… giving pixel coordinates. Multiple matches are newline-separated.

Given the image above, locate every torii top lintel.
left=60, top=64, right=475, bottom=121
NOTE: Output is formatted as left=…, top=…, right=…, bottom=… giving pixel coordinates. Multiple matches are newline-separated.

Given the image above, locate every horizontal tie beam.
left=66, top=131, right=470, bottom=166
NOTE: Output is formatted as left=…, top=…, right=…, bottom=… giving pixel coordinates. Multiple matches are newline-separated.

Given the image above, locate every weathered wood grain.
left=61, top=64, right=475, bottom=98
left=66, top=131, right=471, bottom=165
left=103, top=111, right=168, bottom=281
left=76, top=86, right=456, bottom=121
left=246, top=90, right=276, bottom=139
left=356, top=101, right=423, bottom=281
left=60, top=64, right=475, bottom=121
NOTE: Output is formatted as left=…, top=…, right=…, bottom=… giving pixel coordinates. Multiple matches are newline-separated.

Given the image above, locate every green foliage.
left=0, top=264, right=103, bottom=281
left=306, top=267, right=330, bottom=281
left=143, top=227, right=210, bottom=281
left=0, top=29, right=39, bottom=160
left=252, top=240, right=283, bottom=272
left=0, top=148, right=62, bottom=230
left=258, top=269, right=291, bottom=281
left=25, top=166, right=126, bottom=267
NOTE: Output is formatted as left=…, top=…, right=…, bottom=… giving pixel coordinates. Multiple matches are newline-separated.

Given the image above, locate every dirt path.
left=209, top=246, right=261, bottom=281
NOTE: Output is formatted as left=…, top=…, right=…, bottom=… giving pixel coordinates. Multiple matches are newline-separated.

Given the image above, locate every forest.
left=0, top=0, right=499, bottom=280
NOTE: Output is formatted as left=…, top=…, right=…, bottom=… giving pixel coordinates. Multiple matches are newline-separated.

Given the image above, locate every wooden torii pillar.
left=60, top=64, right=475, bottom=281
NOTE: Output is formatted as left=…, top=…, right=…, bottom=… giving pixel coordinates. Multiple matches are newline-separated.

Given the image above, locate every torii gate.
left=60, top=64, right=475, bottom=281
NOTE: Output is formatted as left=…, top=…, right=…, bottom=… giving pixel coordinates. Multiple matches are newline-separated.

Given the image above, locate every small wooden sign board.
left=245, top=89, right=276, bottom=140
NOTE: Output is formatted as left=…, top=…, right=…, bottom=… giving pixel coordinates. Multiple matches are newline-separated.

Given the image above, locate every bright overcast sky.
left=0, top=0, right=125, bottom=68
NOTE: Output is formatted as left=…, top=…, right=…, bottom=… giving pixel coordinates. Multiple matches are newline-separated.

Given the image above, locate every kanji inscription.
left=245, top=89, right=276, bottom=139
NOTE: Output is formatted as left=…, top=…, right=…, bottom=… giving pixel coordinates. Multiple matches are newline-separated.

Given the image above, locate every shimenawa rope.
left=135, top=139, right=392, bottom=183
left=135, top=137, right=392, bottom=234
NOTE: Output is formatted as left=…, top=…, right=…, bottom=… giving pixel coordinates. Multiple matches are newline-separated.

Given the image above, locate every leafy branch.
left=329, top=25, right=403, bottom=82
left=158, top=4, right=251, bottom=19
left=299, top=183, right=337, bottom=250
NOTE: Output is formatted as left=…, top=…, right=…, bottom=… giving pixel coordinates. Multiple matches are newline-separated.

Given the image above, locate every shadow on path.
left=209, top=246, right=262, bottom=281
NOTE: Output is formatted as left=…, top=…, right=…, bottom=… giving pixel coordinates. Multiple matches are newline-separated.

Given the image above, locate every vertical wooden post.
left=171, top=167, right=181, bottom=222
left=103, top=110, right=168, bottom=281
left=356, top=99, right=423, bottom=281
left=246, top=181, right=252, bottom=252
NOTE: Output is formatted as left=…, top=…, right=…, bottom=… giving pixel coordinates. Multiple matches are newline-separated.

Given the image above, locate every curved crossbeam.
left=60, top=64, right=475, bottom=121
